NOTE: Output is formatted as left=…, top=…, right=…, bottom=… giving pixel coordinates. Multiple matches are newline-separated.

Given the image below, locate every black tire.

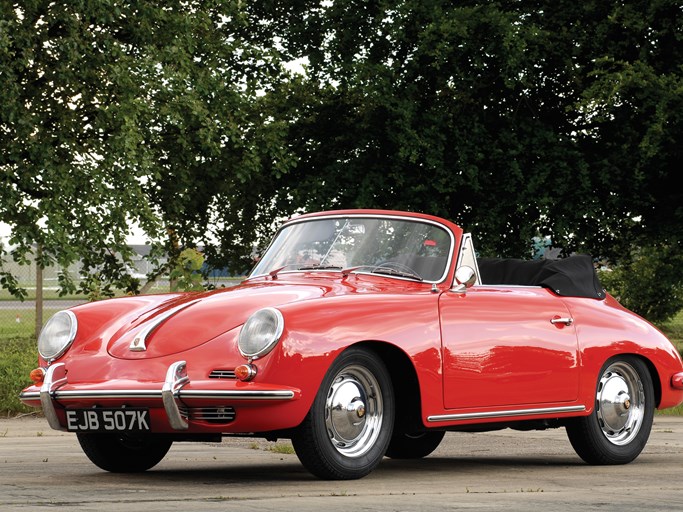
left=385, top=430, right=445, bottom=459
left=566, top=356, right=654, bottom=465
left=291, top=347, right=395, bottom=480
left=77, top=433, right=172, bottom=472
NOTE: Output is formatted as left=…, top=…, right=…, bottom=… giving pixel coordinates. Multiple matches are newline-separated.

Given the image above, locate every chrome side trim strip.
left=40, top=363, right=67, bottom=430
left=427, top=405, right=586, bottom=423
left=43, top=389, right=296, bottom=401
left=179, top=390, right=295, bottom=400
left=130, top=301, right=199, bottom=352
left=55, top=390, right=164, bottom=399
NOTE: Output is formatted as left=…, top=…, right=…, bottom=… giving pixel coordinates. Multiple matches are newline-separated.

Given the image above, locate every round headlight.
left=238, top=307, right=284, bottom=359
left=38, top=310, right=77, bottom=361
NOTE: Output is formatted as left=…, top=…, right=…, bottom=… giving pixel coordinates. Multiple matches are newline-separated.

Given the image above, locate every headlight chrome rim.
left=38, top=310, right=77, bottom=362
left=238, top=307, right=284, bottom=360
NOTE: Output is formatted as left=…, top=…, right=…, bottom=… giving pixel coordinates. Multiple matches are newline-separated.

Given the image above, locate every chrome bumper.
left=24, top=361, right=296, bottom=431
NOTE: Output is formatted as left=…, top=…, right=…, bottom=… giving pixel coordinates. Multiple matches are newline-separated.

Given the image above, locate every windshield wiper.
left=341, top=265, right=423, bottom=281
left=370, top=266, right=423, bottom=281
left=269, top=264, right=342, bottom=279
left=296, top=264, right=343, bottom=271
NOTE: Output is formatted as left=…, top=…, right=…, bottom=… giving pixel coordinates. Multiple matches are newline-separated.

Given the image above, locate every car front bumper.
left=20, top=361, right=302, bottom=433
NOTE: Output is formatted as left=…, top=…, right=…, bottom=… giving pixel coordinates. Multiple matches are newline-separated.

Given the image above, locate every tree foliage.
left=599, top=245, right=683, bottom=323
left=169, top=247, right=205, bottom=292
left=238, top=0, right=683, bottom=321
left=244, top=1, right=682, bottom=260
left=0, top=0, right=294, bottom=297
left=2, top=1, right=681, bottom=321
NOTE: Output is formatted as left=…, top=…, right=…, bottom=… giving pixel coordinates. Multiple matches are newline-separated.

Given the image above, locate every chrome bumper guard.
left=162, top=361, right=190, bottom=430
left=40, top=363, right=68, bottom=431
left=34, top=360, right=295, bottom=431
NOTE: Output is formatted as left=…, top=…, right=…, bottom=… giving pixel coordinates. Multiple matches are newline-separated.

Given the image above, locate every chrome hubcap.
left=596, top=362, right=644, bottom=445
left=324, top=364, right=383, bottom=458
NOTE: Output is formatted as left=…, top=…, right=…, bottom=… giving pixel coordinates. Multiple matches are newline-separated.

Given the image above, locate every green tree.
left=246, top=0, right=681, bottom=255
left=599, top=245, right=683, bottom=323
left=169, top=248, right=205, bottom=292
left=0, top=1, right=294, bottom=297
left=241, top=0, right=683, bottom=320
left=3, top=1, right=680, bottom=323
left=244, top=1, right=596, bottom=256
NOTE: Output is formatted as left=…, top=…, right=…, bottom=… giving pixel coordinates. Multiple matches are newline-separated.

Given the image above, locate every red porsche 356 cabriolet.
left=20, top=209, right=683, bottom=480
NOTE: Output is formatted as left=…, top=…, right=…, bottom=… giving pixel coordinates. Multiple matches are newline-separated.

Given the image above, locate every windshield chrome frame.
left=248, top=213, right=456, bottom=284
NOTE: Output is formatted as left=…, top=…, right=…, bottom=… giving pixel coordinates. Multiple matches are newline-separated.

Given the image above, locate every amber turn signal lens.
left=235, top=364, right=257, bottom=382
left=29, top=367, right=46, bottom=385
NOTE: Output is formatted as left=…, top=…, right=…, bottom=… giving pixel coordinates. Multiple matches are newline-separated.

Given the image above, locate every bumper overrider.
left=20, top=361, right=301, bottom=433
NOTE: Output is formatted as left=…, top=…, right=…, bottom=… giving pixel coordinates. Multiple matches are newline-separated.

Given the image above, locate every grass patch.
left=269, top=442, right=295, bottom=455
left=657, top=405, right=683, bottom=415
left=0, top=336, right=38, bottom=415
left=655, top=310, right=683, bottom=416
left=248, top=441, right=295, bottom=454
left=0, top=288, right=89, bottom=301
left=0, top=309, right=60, bottom=339
left=659, top=310, right=683, bottom=354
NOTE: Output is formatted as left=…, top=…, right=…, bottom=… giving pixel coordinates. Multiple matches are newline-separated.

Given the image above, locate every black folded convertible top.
left=476, top=254, right=605, bottom=299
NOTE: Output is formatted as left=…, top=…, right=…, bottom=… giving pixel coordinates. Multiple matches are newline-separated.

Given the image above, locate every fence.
left=0, top=252, right=158, bottom=340
left=0, top=251, right=241, bottom=340
left=1, top=255, right=84, bottom=339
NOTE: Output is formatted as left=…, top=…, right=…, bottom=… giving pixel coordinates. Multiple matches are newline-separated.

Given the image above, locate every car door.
left=439, top=285, right=580, bottom=409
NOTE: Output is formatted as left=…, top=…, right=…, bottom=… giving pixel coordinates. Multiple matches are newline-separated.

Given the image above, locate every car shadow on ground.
left=75, top=455, right=587, bottom=485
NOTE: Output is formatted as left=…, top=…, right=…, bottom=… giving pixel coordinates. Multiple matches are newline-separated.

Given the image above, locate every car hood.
left=106, top=280, right=331, bottom=359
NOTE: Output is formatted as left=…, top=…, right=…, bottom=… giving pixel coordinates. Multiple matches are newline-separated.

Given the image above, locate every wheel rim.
left=324, top=364, right=383, bottom=458
left=596, top=361, right=645, bottom=446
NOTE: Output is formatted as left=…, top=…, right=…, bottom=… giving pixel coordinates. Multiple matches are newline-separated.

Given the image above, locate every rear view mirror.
left=451, top=265, right=477, bottom=293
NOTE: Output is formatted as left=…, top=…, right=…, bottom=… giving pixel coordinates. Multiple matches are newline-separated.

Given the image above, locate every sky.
left=0, top=221, right=149, bottom=247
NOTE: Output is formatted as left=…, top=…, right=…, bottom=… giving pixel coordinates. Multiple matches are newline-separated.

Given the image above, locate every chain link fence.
left=1, top=249, right=241, bottom=341
left=0, top=251, right=164, bottom=340
left=1, top=256, right=84, bottom=340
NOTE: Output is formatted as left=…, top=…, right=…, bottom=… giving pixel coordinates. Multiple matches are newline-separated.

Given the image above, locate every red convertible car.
left=20, top=209, right=683, bottom=480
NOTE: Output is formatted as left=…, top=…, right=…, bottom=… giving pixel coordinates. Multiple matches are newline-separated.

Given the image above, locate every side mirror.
left=451, top=265, right=477, bottom=293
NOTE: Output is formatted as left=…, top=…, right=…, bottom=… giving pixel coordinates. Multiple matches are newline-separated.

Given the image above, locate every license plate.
left=65, top=409, right=151, bottom=432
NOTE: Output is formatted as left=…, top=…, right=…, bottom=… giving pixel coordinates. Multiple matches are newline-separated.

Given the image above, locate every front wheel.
left=566, top=356, right=654, bottom=465
left=77, top=433, right=173, bottom=472
left=292, top=347, right=394, bottom=480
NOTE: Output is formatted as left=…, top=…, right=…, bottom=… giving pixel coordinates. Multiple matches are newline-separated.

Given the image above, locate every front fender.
left=254, top=291, right=443, bottom=423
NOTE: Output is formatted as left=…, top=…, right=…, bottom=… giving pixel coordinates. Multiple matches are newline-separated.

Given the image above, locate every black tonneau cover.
left=477, top=254, right=605, bottom=299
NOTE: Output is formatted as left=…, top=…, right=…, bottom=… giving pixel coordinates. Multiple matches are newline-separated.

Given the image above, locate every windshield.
left=250, top=215, right=453, bottom=282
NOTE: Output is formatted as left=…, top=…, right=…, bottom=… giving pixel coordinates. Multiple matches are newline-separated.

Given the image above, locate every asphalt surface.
left=1, top=415, right=683, bottom=511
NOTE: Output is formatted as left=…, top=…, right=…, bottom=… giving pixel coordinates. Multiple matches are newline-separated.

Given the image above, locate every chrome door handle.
left=551, top=317, right=573, bottom=326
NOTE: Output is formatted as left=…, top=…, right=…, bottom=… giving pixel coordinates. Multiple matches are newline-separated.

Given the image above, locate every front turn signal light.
left=30, top=367, right=46, bottom=385
left=235, top=364, right=257, bottom=382
left=672, top=372, right=683, bottom=390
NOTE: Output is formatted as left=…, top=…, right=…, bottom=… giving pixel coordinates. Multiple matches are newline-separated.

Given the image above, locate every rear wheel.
left=566, top=356, right=654, bottom=465
left=77, top=433, right=172, bottom=472
left=292, top=347, right=394, bottom=480
left=385, top=430, right=445, bottom=459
